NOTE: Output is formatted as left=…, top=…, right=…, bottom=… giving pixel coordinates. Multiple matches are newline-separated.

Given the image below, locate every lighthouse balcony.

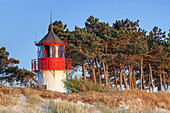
left=31, top=58, right=72, bottom=71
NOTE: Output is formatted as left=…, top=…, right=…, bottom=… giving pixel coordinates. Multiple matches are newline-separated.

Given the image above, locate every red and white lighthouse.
left=31, top=22, right=72, bottom=92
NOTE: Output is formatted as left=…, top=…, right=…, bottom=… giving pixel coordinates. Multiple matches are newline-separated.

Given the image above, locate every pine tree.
left=0, top=47, right=37, bottom=87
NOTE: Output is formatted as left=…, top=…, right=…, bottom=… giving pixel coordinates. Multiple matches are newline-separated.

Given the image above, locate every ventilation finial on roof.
left=49, top=10, right=53, bottom=31
left=50, top=10, right=52, bottom=25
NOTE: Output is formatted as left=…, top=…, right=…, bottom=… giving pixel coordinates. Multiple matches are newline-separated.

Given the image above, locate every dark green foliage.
left=54, top=16, right=169, bottom=92
left=0, top=47, right=37, bottom=87
left=65, top=75, right=113, bottom=93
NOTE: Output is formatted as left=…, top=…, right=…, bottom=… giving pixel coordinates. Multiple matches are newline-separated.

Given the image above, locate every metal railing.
left=31, top=58, right=72, bottom=71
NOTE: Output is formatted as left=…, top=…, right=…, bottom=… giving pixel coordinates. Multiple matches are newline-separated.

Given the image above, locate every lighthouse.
left=31, top=20, right=72, bottom=92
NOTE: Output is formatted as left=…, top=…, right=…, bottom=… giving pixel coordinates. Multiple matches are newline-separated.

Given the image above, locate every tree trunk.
left=149, top=73, right=151, bottom=92
left=92, top=60, right=96, bottom=84
left=105, top=61, right=109, bottom=85
left=148, top=63, right=154, bottom=92
left=123, top=71, right=128, bottom=90
left=159, top=73, right=163, bottom=92
left=114, top=65, right=117, bottom=89
left=129, top=65, right=132, bottom=90
left=143, top=74, right=145, bottom=90
left=105, top=43, right=109, bottom=85
left=163, top=70, right=167, bottom=92
left=122, top=64, right=128, bottom=89
left=167, top=77, right=169, bottom=92
left=133, top=70, right=137, bottom=90
left=140, top=59, right=143, bottom=90
left=102, top=61, right=108, bottom=85
left=132, top=75, right=134, bottom=90
left=95, top=59, right=102, bottom=86
left=30, top=76, right=38, bottom=84
left=82, top=62, right=86, bottom=82
left=120, top=63, right=123, bottom=91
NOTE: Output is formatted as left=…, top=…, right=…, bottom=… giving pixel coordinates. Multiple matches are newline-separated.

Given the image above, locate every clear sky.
left=0, top=0, right=169, bottom=70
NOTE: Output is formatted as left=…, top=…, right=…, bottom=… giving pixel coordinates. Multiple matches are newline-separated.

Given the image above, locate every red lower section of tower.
left=31, top=58, right=72, bottom=71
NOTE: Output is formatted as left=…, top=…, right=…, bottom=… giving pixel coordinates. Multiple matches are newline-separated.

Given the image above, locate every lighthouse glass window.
left=51, top=45, right=58, bottom=58
left=45, top=45, right=57, bottom=58
left=58, top=45, right=65, bottom=58
left=38, top=45, right=65, bottom=58
left=38, top=46, right=45, bottom=58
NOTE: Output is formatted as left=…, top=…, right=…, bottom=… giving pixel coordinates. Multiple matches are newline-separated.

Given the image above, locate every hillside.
left=0, top=84, right=169, bottom=113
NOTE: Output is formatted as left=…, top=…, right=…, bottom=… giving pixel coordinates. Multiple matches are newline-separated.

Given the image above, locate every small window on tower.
left=44, top=85, right=47, bottom=90
left=42, top=85, right=47, bottom=90
left=43, top=85, right=47, bottom=90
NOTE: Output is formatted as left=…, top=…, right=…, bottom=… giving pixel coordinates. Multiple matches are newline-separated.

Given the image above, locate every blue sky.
left=0, top=0, right=170, bottom=70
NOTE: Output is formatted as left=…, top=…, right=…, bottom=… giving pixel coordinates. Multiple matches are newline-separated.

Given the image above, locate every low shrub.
left=65, top=76, right=113, bottom=93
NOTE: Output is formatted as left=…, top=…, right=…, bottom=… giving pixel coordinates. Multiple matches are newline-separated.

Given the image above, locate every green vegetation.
left=0, top=47, right=37, bottom=87
left=53, top=16, right=169, bottom=92
left=66, top=76, right=113, bottom=92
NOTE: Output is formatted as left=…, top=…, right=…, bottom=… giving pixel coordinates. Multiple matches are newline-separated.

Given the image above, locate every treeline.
left=53, top=16, right=169, bottom=92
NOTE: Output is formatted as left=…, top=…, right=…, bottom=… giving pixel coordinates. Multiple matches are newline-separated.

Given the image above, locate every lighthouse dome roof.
left=36, top=24, right=65, bottom=45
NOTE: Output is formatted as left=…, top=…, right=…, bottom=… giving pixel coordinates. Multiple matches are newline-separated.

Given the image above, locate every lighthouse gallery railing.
left=31, top=58, right=72, bottom=71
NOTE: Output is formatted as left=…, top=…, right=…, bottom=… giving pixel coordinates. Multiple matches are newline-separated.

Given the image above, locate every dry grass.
left=0, top=92, right=11, bottom=106
left=48, top=99, right=117, bottom=113
left=28, top=95, right=42, bottom=105
left=36, top=89, right=170, bottom=111
left=0, top=84, right=20, bottom=106
left=0, top=84, right=169, bottom=112
left=48, top=99, right=87, bottom=113
left=20, top=87, right=37, bottom=98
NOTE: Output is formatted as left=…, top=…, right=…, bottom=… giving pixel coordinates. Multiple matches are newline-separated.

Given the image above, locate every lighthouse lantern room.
left=31, top=21, right=72, bottom=92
